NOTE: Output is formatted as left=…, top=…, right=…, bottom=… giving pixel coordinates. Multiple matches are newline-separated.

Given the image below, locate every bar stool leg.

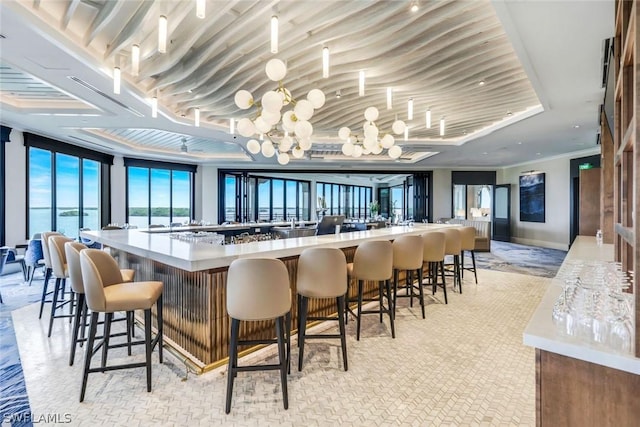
left=80, top=312, right=99, bottom=402
left=69, top=293, right=86, bottom=366
left=337, top=296, right=348, bottom=371
left=440, top=261, right=448, bottom=304
left=47, top=278, right=61, bottom=337
left=126, top=311, right=133, bottom=356
left=225, top=318, right=240, bottom=414
left=356, top=280, right=363, bottom=341
left=297, top=296, right=309, bottom=371
left=471, top=250, right=478, bottom=284
left=392, top=269, right=400, bottom=319
left=101, top=313, right=113, bottom=370
left=144, top=309, right=152, bottom=392
left=275, top=316, right=288, bottom=410
left=157, top=296, right=164, bottom=364
left=454, top=255, right=462, bottom=294
left=417, top=268, right=425, bottom=319
left=39, top=267, right=52, bottom=319
left=385, top=279, right=395, bottom=339
left=378, top=281, right=383, bottom=323
left=407, top=270, right=413, bottom=307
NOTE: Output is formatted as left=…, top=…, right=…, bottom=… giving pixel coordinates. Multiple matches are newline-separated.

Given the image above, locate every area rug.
left=472, top=241, right=566, bottom=278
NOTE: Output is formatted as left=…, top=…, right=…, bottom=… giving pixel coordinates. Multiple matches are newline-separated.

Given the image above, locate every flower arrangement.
left=369, top=200, right=380, bottom=215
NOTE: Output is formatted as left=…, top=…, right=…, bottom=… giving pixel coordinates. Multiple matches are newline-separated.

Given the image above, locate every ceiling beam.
left=62, top=0, right=81, bottom=31
left=83, top=0, right=123, bottom=47
left=103, top=1, right=154, bottom=59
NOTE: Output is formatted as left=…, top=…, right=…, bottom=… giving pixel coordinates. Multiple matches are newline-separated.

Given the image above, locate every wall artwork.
left=519, top=172, right=545, bottom=223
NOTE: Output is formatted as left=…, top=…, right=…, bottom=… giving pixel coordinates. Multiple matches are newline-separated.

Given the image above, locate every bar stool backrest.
left=353, top=240, right=393, bottom=281
left=48, top=235, right=73, bottom=278
left=443, top=228, right=462, bottom=255
left=227, top=258, right=291, bottom=321
left=392, top=235, right=424, bottom=270
left=80, top=249, right=125, bottom=312
left=459, top=226, right=476, bottom=251
left=298, top=248, right=347, bottom=298
left=422, top=231, right=446, bottom=262
left=41, top=231, right=62, bottom=268
left=65, top=241, right=88, bottom=294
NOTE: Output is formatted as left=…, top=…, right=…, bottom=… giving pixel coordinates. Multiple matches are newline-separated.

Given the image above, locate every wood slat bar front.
left=111, top=245, right=385, bottom=369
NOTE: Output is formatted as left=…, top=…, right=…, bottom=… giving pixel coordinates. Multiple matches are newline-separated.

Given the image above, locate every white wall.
left=498, top=157, right=571, bottom=250
left=110, top=156, right=126, bottom=225
left=432, top=169, right=452, bottom=220
left=5, top=130, right=27, bottom=245
left=200, top=165, right=218, bottom=223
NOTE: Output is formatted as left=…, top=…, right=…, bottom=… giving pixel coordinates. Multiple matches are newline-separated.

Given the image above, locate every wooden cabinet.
left=613, top=0, right=640, bottom=357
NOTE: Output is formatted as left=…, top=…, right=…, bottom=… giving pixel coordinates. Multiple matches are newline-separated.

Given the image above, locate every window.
left=391, top=186, right=404, bottom=219
left=124, top=158, right=195, bottom=227
left=25, top=133, right=112, bottom=238
left=317, top=181, right=373, bottom=218
left=220, top=172, right=311, bottom=222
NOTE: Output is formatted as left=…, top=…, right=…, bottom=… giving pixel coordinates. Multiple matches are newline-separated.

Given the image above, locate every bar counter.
left=523, top=236, right=640, bottom=425
left=82, top=224, right=454, bottom=370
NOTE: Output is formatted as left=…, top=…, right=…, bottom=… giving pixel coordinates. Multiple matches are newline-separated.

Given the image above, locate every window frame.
left=124, top=158, right=196, bottom=227
left=24, top=133, right=113, bottom=239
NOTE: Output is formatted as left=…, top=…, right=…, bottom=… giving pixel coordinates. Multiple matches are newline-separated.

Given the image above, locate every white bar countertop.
left=523, top=235, right=640, bottom=374
left=82, top=223, right=456, bottom=272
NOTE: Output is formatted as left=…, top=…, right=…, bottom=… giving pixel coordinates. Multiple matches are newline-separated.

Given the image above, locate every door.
left=493, top=184, right=511, bottom=242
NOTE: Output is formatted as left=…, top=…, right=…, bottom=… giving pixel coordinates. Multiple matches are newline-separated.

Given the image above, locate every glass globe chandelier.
left=235, top=58, right=326, bottom=165
left=337, top=107, right=405, bottom=159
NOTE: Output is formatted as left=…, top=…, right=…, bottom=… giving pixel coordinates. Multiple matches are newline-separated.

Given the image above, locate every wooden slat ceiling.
left=22, top=0, right=540, bottom=157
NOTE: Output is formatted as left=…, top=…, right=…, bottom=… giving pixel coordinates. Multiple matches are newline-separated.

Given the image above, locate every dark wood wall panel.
left=537, top=350, right=640, bottom=426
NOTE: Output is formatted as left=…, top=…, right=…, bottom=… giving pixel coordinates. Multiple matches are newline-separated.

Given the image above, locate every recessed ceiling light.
left=517, top=141, right=522, bottom=144
left=482, top=152, right=488, bottom=155
left=410, top=2, right=419, bottom=12
left=506, top=111, right=513, bottom=117
left=188, top=88, right=193, bottom=93
left=574, top=125, right=580, bottom=129
left=478, top=80, right=486, bottom=86
left=536, top=152, right=541, bottom=155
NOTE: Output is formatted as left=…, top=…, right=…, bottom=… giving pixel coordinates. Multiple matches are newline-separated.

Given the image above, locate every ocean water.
left=28, top=209, right=190, bottom=237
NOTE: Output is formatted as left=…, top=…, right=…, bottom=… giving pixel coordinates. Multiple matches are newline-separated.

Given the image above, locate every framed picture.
left=519, top=173, right=545, bottom=222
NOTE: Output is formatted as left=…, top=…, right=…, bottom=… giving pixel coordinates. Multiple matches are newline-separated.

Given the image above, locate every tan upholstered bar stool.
left=297, top=248, right=348, bottom=371
left=39, top=231, right=61, bottom=319
left=348, top=240, right=395, bottom=340
left=47, top=235, right=74, bottom=337
left=79, top=249, right=163, bottom=402
left=421, top=231, right=448, bottom=304
left=225, top=258, right=291, bottom=413
left=65, top=241, right=136, bottom=366
left=459, top=226, right=478, bottom=284
left=443, top=228, right=463, bottom=293
left=392, top=235, right=426, bottom=319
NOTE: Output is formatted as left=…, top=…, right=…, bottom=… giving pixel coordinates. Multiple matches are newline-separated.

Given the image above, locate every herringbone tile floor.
left=11, top=269, right=548, bottom=426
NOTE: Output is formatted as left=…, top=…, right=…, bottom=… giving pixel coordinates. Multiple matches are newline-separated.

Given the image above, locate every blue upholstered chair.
left=23, top=238, right=45, bottom=286
left=4, top=247, right=27, bottom=281
left=79, top=228, right=102, bottom=249
left=0, top=248, right=8, bottom=303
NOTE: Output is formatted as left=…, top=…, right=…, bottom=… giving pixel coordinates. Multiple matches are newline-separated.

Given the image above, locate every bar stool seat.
left=297, top=248, right=348, bottom=371
left=79, top=249, right=163, bottom=402
left=421, top=231, right=448, bottom=304
left=459, top=226, right=479, bottom=284
left=39, top=231, right=62, bottom=319
left=65, top=241, right=137, bottom=366
left=392, top=235, right=425, bottom=319
left=348, top=240, right=395, bottom=341
left=47, top=235, right=74, bottom=337
left=225, top=258, right=291, bottom=414
left=443, top=228, right=463, bottom=293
